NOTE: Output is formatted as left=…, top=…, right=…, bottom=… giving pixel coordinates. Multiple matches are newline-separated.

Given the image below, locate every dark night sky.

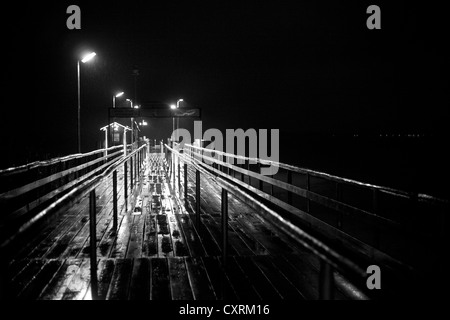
left=1, top=1, right=447, bottom=168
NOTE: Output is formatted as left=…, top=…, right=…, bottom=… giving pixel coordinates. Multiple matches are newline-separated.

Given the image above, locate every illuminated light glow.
left=170, top=104, right=176, bottom=109
left=81, top=52, right=96, bottom=63
left=134, top=105, right=139, bottom=109
left=115, top=92, right=124, bottom=97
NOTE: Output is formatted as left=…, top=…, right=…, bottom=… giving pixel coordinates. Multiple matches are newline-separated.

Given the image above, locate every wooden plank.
left=269, top=254, right=316, bottom=300
left=175, top=214, right=206, bottom=257
left=195, top=216, right=222, bottom=257
left=39, top=258, right=83, bottom=300
left=110, top=213, right=133, bottom=258
left=42, top=183, right=115, bottom=259
left=282, top=253, right=348, bottom=300
left=156, top=214, right=173, bottom=257
left=38, top=212, right=89, bottom=259
left=10, top=259, right=46, bottom=298
left=252, top=255, right=304, bottom=299
left=16, top=259, right=63, bottom=300
left=165, top=198, right=190, bottom=257
left=168, top=257, right=194, bottom=300
left=185, top=257, right=216, bottom=300
left=201, top=256, right=237, bottom=300
left=209, top=215, right=254, bottom=256
left=10, top=196, right=86, bottom=261
left=128, top=258, right=151, bottom=300
left=18, top=190, right=96, bottom=260
left=79, top=182, right=126, bottom=259
left=126, top=214, right=145, bottom=258
left=106, top=258, right=133, bottom=300
left=234, top=256, right=282, bottom=300
left=94, top=259, right=115, bottom=300
left=220, top=256, right=260, bottom=300
left=142, top=214, right=158, bottom=257
left=96, top=193, right=127, bottom=259
left=235, top=213, right=295, bottom=256
left=228, top=220, right=269, bottom=255
left=150, top=258, right=171, bottom=300
left=61, top=258, right=92, bottom=300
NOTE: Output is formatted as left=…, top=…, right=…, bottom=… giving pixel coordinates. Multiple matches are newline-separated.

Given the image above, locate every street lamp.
left=113, top=91, right=124, bottom=108
left=176, top=99, right=183, bottom=143
left=170, top=104, right=176, bottom=144
left=77, top=51, right=96, bottom=153
left=126, top=99, right=135, bottom=149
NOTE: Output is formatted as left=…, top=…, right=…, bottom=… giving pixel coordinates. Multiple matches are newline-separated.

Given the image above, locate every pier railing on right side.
left=165, top=141, right=448, bottom=299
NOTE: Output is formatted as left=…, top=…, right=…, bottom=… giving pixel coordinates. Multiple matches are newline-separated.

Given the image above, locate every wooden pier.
left=0, top=140, right=448, bottom=300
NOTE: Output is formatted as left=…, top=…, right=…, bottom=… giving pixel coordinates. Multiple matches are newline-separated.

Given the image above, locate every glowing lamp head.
left=115, top=92, right=124, bottom=97
left=81, top=52, right=96, bottom=63
left=170, top=104, right=176, bottom=109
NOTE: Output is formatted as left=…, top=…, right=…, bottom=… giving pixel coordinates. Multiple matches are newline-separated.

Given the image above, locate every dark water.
left=278, top=134, right=449, bottom=200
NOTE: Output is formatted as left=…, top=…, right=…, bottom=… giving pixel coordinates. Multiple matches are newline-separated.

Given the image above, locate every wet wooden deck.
left=5, top=154, right=360, bottom=300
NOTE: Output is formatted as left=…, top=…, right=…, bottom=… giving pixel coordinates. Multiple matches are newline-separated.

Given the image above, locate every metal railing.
left=164, top=143, right=369, bottom=299
left=165, top=142, right=448, bottom=299
left=0, top=142, right=148, bottom=300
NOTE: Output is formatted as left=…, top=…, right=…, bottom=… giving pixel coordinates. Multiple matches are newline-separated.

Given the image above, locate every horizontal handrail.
left=0, top=144, right=147, bottom=251
left=166, top=144, right=369, bottom=286
left=0, top=149, right=123, bottom=201
left=183, top=143, right=448, bottom=206
left=196, top=148, right=401, bottom=229
left=0, top=145, right=129, bottom=176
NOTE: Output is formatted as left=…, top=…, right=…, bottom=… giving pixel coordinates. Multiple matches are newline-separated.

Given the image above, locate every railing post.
left=287, top=170, right=293, bottom=205
left=130, top=156, right=134, bottom=192
left=172, top=152, right=176, bottom=186
left=319, top=260, right=334, bottom=300
left=184, top=162, right=188, bottom=208
left=89, top=189, right=98, bottom=300
left=221, top=188, right=228, bottom=267
left=178, top=158, right=181, bottom=193
left=113, top=170, right=118, bottom=232
left=124, top=161, right=128, bottom=212
left=196, top=169, right=201, bottom=229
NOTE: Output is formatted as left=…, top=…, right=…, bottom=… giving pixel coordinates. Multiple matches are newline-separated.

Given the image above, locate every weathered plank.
left=17, top=259, right=63, bottom=300
left=209, top=215, right=254, bottom=256
left=110, top=213, right=133, bottom=258
left=234, top=256, right=282, bottom=300
left=10, top=259, right=46, bottom=297
left=220, top=256, right=260, bottom=300
left=185, top=257, right=216, bottom=300
left=201, top=256, right=237, bottom=300
left=150, top=258, right=171, bottom=300
left=175, top=214, right=206, bottom=257
left=106, top=258, right=133, bottom=300
left=39, top=258, right=83, bottom=300
left=94, top=258, right=115, bottom=300
left=142, top=214, right=158, bottom=257
left=156, top=214, right=173, bottom=257
left=252, top=255, right=304, bottom=300
left=126, top=214, right=145, bottom=258
left=61, top=258, right=92, bottom=300
left=128, top=257, right=151, bottom=300
left=168, top=257, right=193, bottom=300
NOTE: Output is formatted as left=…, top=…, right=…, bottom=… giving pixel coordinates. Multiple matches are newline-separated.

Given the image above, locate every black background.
left=1, top=1, right=448, bottom=197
